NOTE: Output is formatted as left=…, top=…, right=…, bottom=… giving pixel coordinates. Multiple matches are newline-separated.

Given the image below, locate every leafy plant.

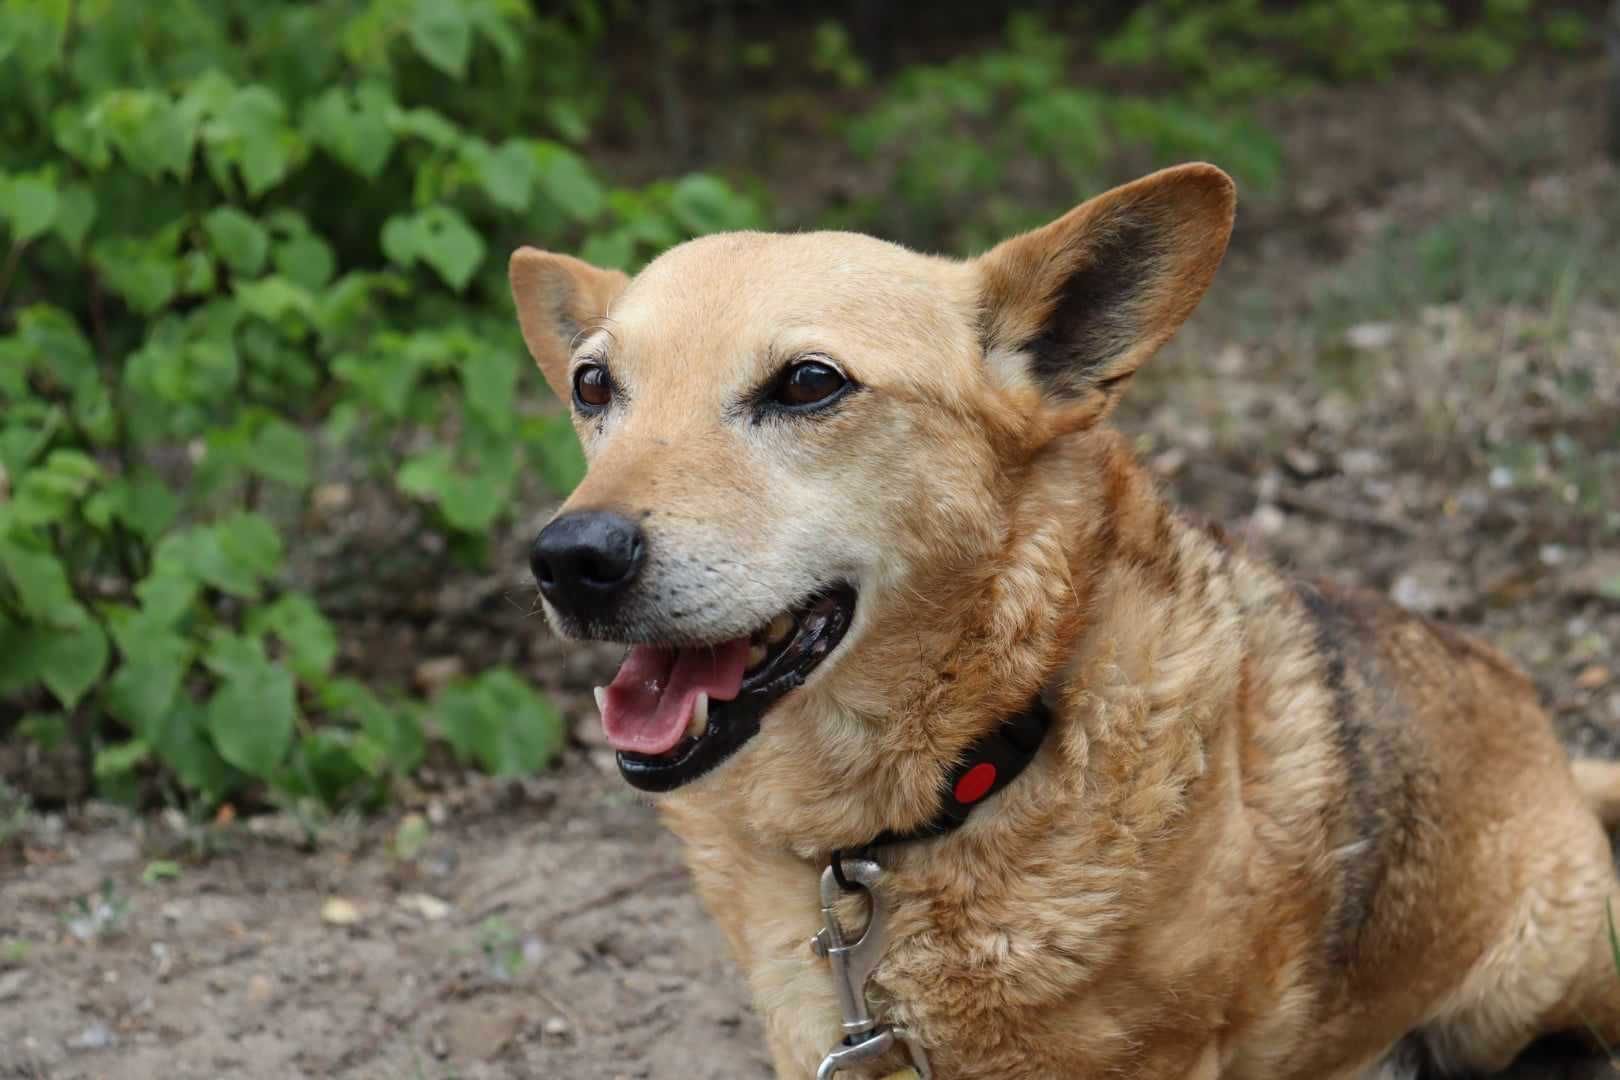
left=841, top=13, right=1282, bottom=253
left=475, top=914, right=526, bottom=981
left=63, top=878, right=130, bottom=942
left=0, top=0, right=763, bottom=814
left=1100, top=0, right=1592, bottom=98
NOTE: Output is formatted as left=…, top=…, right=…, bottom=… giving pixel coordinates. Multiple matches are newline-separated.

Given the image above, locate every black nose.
left=530, top=511, right=647, bottom=613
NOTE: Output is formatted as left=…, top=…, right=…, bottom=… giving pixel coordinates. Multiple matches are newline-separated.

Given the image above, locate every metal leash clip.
left=811, top=857, right=932, bottom=1080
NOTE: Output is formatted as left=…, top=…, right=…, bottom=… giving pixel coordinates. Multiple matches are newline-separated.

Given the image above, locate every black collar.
left=832, top=693, right=1052, bottom=883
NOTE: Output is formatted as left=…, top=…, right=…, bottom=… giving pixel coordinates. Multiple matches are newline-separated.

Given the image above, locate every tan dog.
left=510, top=163, right=1620, bottom=1079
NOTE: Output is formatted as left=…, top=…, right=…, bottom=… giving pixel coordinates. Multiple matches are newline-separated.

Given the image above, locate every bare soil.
left=5, top=62, right=1620, bottom=1079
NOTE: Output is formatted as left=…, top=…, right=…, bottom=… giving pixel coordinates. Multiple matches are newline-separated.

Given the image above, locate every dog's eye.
left=573, top=364, right=614, bottom=411
left=771, top=360, right=848, bottom=410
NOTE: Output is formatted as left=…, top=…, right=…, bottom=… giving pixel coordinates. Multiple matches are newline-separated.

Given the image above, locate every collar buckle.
left=811, top=858, right=932, bottom=1079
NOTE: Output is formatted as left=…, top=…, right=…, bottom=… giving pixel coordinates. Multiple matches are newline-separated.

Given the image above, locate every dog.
left=510, top=163, right=1620, bottom=1078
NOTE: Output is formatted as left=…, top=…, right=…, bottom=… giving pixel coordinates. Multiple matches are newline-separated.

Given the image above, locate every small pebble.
left=67, top=1022, right=115, bottom=1052
left=320, top=898, right=362, bottom=927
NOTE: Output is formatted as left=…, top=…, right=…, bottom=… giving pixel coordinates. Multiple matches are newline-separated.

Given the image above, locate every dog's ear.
left=508, top=247, right=630, bottom=400
left=975, top=163, right=1235, bottom=429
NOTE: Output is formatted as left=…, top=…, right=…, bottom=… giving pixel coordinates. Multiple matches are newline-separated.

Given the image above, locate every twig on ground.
left=533, top=866, right=690, bottom=933
left=1189, top=462, right=1422, bottom=538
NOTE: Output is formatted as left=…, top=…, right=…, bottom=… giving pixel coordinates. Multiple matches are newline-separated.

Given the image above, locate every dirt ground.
left=5, top=62, right=1620, bottom=1079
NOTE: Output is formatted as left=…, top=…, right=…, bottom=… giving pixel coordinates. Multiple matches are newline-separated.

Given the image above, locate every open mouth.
left=597, top=585, right=857, bottom=792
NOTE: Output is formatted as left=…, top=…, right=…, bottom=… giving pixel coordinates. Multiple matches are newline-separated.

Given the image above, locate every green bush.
left=0, top=0, right=763, bottom=814
left=1101, top=0, right=1592, bottom=99
left=839, top=13, right=1283, bottom=253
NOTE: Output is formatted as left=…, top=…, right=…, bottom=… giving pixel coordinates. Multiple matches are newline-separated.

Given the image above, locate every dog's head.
left=511, top=164, right=1234, bottom=820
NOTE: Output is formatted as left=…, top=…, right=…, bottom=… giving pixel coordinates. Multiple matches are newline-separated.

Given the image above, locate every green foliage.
left=842, top=13, right=1282, bottom=252
left=0, top=0, right=762, bottom=813
left=1100, top=0, right=1592, bottom=97
left=6, top=0, right=1595, bottom=819
left=1316, top=188, right=1620, bottom=325
left=437, top=669, right=563, bottom=777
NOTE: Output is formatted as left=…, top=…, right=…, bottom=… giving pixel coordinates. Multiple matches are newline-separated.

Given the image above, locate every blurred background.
left=2, top=2, right=1618, bottom=1077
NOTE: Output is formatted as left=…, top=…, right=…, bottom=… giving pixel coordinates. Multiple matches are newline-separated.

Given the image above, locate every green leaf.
left=543, top=100, right=591, bottom=143
left=204, top=636, right=296, bottom=779
left=409, top=0, right=473, bottom=77
left=323, top=678, right=424, bottom=773
left=380, top=206, right=484, bottom=291
left=469, top=2, right=525, bottom=66
left=150, top=515, right=282, bottom=601
left=51, top=184, right=97, bottom=251
left=94, top=739, right=151, bottom=783
left=533, top=142, right=603, bottom=221
left=0, top=620, right=37, bottom=696
left=436, top=671, right=563, bottom=776
left=234, top=276, right=315, bottom=323
left=114, top=474, right=180, bottom=541
left=396, top=447, right=454, bottom=501
left=209, top=512, right=284, bottom=596
left=142, top=860, right=182, bottom=884
left=98, top=90, right=198, bottom=179
left=52, top=104, right=113, bottom=170
left=0, top=616, right=107, bottom=707
left=466, top=138, right=534, bottom=211
left=333, top=339, right=429, bottom=416
left=145, top=697, right=231, bottom=799
left=525, top=413, right=586, bottom=495
left=287, top=729, right=371, bottom=804
left=397, top=434, right=514, bottom=532
left=34, top=622, right=109, bottom=708
left=0, top=540, right=78, bottom=623
left=212, top=86, right=295, bottom=196
left=3, top=175, right=58, bottom=243
left=461, top=348, right=518, bottom=429
left=379, top=215, right=420, bottom=272
left=417, top=207, right=484, bottom=291
left=178, top=251, right=216, bottom=295
left=389, top=106, right=462, bottom=149
left=248, top=591, right=336, bottom=678
left=92, top=235, right=179, bottom=315
left=304, top=84, right=396, bottom=179
left=669, top=173, right=761, bottom=235
left=248, top=417, right=311, bottom=488
left=128, top=325, right=241, bottom=410
left=578, top=228, right=635, bottom=271
left=8, top=448, right=101, bottom=529
left=19, top=712, right=70, bottom=749
left=105, top=627, right=192, bottom=731
left=203, top=208, right=270, bottom=278
left=132, top=563, right=200, bottom=626
left=272, top=232, right=335, bottom=291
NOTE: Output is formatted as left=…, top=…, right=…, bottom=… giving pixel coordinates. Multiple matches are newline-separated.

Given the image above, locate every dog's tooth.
left=766, top=612, right=796, bottom=644
left=747, top=641, right=769, bottom=669
left=593, top=686, right=607, bottom=715
left=688, top=692, right=709, bottom=738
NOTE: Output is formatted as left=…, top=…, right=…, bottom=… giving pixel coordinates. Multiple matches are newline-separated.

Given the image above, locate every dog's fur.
left=510, top=164, right=1620, bottom=1078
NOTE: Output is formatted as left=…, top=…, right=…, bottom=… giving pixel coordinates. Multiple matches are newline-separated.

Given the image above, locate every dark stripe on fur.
left=1295, top=581, right=1410, bottom=964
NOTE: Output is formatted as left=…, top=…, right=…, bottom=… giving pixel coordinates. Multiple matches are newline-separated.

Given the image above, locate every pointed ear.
left=975, top=163, right=1235, bottom=427
left=508, top=247, right=630, bottom=399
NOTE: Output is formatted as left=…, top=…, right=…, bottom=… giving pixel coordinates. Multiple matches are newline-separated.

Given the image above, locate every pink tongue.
left=600, top=638, right=751, bottom=755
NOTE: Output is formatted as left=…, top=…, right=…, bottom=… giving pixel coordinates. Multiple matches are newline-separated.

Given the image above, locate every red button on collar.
left=953, top=762, right=997, bottom=805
